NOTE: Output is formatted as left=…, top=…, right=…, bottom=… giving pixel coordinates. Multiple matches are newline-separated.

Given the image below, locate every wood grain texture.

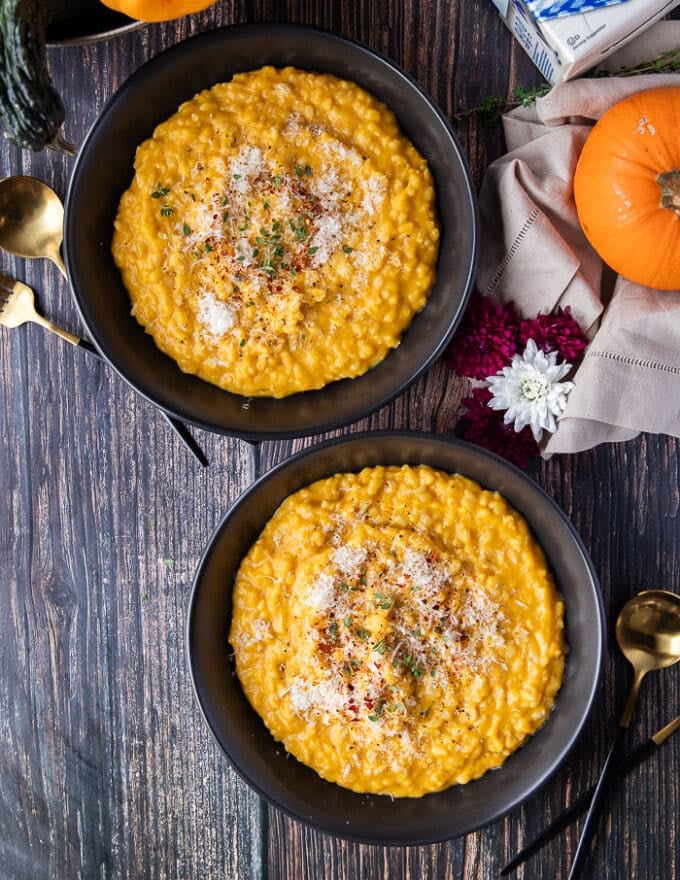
left=1, top=3, right=679, bottom=880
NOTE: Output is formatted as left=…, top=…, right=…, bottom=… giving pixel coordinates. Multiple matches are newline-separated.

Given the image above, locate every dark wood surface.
left=1, top=3, right=679, bottom=879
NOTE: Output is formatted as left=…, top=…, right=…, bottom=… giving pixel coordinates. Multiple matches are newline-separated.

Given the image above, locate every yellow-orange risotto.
left=112, top=67, right=439, bottom=397
left=230, top=465, right=566, bottom=797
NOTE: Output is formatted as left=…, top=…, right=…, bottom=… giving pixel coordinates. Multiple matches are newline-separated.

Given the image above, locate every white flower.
left=486, top=340, right=574, bottom=443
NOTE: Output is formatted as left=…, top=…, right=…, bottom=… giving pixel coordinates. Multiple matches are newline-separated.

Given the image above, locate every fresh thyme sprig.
left=452, top=84, right=551, bottom=126
left=593, top=48, right=680, bottom=78
left=453, top=49, right=680, bottom=125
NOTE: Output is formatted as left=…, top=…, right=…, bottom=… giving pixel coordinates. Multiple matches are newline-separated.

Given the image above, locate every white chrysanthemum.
left=486, top=339, right=574, bottom=443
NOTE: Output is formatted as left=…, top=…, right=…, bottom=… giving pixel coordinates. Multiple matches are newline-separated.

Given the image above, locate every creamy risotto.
left=112, top=67, right=439, bottom=397
left=230, top=465, right=566, bottom=797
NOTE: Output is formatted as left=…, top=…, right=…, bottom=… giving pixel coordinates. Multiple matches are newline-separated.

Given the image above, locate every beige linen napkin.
left=476, top=23, right=680, bottom=455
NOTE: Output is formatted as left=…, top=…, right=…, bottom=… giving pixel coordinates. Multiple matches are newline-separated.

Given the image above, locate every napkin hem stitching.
left=589, top=349, right=680, bottom=377
left=485, top=207, right=541, bottom=297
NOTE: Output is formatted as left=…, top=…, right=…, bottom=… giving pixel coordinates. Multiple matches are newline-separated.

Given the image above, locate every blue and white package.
left=525, top=0, right=632, bottom=20
left=491, top=0, right=679, bottom=82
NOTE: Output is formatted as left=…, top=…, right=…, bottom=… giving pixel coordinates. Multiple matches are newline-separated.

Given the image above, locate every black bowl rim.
left=185, top=430, right=605, bottom=844
left=64, top=22, right=478, bottom=441
left=46, top=10, right=142, bottom=46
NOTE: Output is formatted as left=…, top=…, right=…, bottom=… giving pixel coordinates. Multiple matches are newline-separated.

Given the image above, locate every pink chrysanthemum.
left=519, top=306, right=588, bottom=363
left=457, top=387, right=539, bottom=469
left=446, top=293, right=520, bottom=380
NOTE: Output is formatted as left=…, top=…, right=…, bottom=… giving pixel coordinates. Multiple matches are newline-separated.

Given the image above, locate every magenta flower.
left=446, top=293, right=520, bottom=380
left=519, top=307, right=587, bottom=363
left=457, top=387, right=539, bottom=468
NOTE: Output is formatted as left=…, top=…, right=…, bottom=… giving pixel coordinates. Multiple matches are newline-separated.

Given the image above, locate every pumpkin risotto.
left=112, top=67, right=439, bottom=397
left=230, top=465, right=566, bottom=797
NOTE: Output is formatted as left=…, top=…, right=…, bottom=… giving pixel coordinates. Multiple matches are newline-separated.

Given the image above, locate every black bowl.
left=64, top=23, right=477, bottom=440
left=187, top=432, right=605, bottom=844
left=46, top=7, right=140, bottom=45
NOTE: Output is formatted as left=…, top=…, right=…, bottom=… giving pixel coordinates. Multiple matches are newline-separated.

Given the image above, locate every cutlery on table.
left=0, top=175, right=68, bottom=277
left=0, top=270, right=208, bottom=467
left=565, top=590, right=680, bottom=879
left=504, top=589, right=680, bottom=879
left=501, top=711, right=680, bottom=875
left=0, top=174, right=209, bottom=467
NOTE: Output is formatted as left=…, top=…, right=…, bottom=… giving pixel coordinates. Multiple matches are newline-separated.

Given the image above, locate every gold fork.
left=0, top=270, right=209, bottom=466
left=0, top=270, right=84, bottom=347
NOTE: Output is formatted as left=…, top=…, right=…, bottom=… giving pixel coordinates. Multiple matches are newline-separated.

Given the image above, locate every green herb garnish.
left=342, top=657, right=361, bottom=676
left=368, top=700, right=386, bottom=722
left=401, top=655, right=424, bottom=677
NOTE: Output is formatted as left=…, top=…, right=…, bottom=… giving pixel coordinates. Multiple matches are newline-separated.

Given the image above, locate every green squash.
left=0, top=0, right=74, bottom=152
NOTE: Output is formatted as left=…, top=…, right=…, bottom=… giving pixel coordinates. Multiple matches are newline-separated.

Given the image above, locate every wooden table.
left=1, top=3, right=678, bottom=879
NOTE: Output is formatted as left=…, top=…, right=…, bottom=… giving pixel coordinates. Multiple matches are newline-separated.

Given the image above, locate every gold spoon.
left=568, top=589, right=680, bottom=879
left=0, top=175, right=67, bottom=277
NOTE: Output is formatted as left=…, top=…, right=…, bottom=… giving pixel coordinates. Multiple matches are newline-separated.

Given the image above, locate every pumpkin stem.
left=658, top=170, right=680, bottom=216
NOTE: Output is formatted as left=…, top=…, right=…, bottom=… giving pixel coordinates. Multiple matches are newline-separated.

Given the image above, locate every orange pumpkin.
left=99, top=0, right=217, bottom=22
left=573, top=85, right=680, bottom=291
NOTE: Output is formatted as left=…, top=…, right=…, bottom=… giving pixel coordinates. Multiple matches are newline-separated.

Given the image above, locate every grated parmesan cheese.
left=332, top=544, right=368, bottom=575
left=230, top=465, right=566, bottom=797
left=228, top=146, right=267, bottom=194
left=113, top=67, right=440, bottom=400
left=196, top=292, right=237, bottom=337
left=276, top=530, right=512, bottom=726
left=306, top=571, right=336, bottom=610
left=361, top=174, right=387, bottom=215
left=287, top=676, right=348, bottom=715
left=310, top=214, right=344, bottom=267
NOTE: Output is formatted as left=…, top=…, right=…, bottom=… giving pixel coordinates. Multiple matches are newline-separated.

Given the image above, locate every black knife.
left=501, top=713, right=680, bottom=875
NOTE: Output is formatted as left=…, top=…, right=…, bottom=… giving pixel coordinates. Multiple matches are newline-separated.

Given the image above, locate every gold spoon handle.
left=53, top=251, right=67, bottom=279
left=620, top=667, right=646, bottom=728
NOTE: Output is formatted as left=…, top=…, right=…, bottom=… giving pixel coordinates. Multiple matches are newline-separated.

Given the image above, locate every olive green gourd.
left=0, top=0, right=74, bottom=152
